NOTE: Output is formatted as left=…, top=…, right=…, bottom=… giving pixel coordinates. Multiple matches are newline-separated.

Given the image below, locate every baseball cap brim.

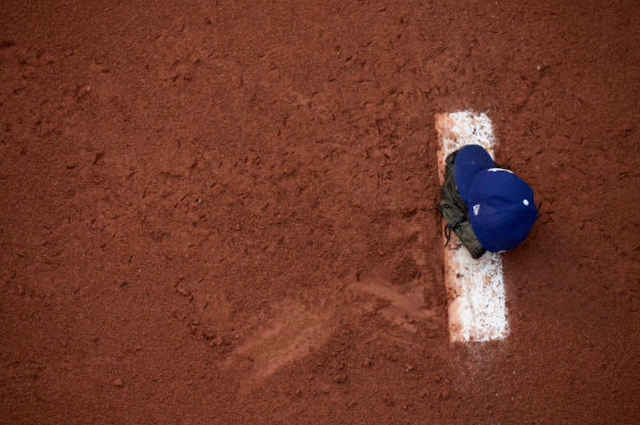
left=453, top=144, right=496, bottom=202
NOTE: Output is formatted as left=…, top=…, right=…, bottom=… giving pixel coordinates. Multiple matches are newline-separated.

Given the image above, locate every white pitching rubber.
left=435, top=111, right=509, bottom=342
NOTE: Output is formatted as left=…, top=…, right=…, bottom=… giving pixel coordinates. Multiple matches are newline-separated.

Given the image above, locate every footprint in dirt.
left=149, top=17, right=206, bottom=84
left=349, top=214, right=444, bottom=336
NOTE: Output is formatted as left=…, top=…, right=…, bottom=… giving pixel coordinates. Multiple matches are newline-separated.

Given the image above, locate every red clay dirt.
left=1, top=1, right=639, bottom=424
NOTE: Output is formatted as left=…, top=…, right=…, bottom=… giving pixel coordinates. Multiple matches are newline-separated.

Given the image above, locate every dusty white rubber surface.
left=435, top=111, right=508, bottom=342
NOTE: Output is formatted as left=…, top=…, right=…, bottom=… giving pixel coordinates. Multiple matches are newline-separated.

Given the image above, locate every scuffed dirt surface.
left=1, top=1, right=639, bottom=424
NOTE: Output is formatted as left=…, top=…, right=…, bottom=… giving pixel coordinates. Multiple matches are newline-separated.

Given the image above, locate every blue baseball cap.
left=453, top=145, right=537, bottom=253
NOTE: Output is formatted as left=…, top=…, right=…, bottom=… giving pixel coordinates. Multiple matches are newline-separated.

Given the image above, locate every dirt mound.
left=1, top=1, right=639, bottom=424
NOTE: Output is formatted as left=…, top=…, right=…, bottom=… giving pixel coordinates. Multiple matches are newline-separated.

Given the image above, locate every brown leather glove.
left=439, top=150, right=487, bottom=259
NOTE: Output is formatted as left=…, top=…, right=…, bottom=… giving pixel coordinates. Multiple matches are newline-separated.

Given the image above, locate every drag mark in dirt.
left=351, top=278, right=437, bottom=334
left=435, top=111, right=508, bottom=342
left=234, top=300, right=332, bottom=381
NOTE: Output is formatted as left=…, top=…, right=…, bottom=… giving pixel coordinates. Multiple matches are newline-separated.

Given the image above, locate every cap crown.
left=453, top=145, right=537, bottom=252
